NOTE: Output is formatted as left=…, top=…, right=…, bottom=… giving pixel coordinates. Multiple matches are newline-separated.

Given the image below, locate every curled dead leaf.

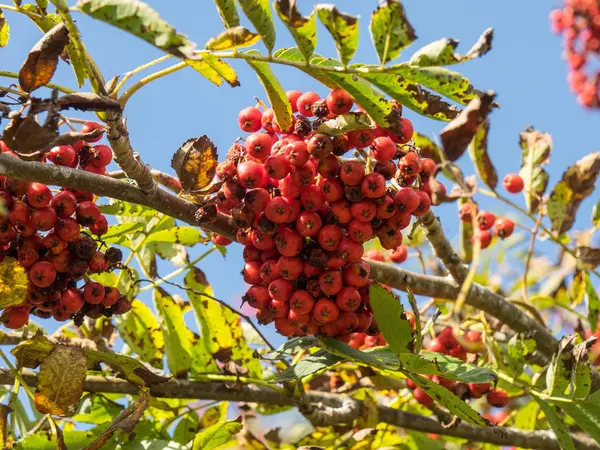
left=171, top=136, right=218, bottom=192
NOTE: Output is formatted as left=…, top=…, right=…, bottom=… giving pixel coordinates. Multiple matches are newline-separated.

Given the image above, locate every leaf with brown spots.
left=1, top=115, right=58, bottom=156
left=34, top=345, right=87, bottom=417
left=86, top=349, right=169, bottom=387
left=409, top=28, right=493, bottom=67
left=19, top=22, right=69, bottom=93
left=11, top=332, right=55, bottom=369
left=468, top=119, right=497, bottom=189
left=316, top=5, right=358, bottom=66
left=274, top=0, right=316, bottom=61
left=577, top=246, right=600, bottom=269
left=547, top=152, right=600, bottom=234
left=465, top=28, right=494, bottom=60
left=439, top=91, right=496, bottom=160
left=81, top=391, right=149, bottom=450
left=214, top=0, right=239, bottom=28
left=205, top=26, right=261, bottom=51
left=171, top=136, right=218, bottom=193
left=370, top=0, right=416, bottom=64
left=519, top=127, right=552, bottom=213
left=0, top=257, right=29, bottom=310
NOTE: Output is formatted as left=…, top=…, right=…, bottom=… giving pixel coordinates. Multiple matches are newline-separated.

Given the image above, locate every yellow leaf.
left=0, top=257, right=28, bottom=309
left=170, top=136, right=218, bottom=192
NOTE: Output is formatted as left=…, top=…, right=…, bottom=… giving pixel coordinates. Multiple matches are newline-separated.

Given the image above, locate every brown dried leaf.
left=82, top=391, right=149, bottom=450
left=468, top=119, right=497, bottom=189
left=465, top=28, right=493, bottom=60
left=440, top=92, right=496, bottom=161
left=19, top=23, right=70, bottom=93
left=171, top=136, right=218, bottom=192
left=1, top=115, right=57, bottom=155
left=34, top=345, right=86, bottom=417
left=547, top=152, right=600, bottom=234
left=577, top=246, right=600, bottom=268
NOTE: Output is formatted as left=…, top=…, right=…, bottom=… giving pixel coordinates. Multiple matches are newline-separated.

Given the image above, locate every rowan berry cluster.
left=212, top=88, right=447, bottom=340
left=408, top=326, right=508, bottom=408
left=0, top=122, right=128, bottom=329
left=550, top=0, right=600, bottom=108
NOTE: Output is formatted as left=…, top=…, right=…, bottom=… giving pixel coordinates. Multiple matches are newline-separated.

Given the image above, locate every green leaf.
left=273, top=0, right=316, bottom=61
left=319, top=336, right=399, bottom=370
left=369, top=284, right=414, bottom=355
left=514, top=401, right=538, bottom=431
left=72, top=394, right=124, bottom=424
left=316, top=5, right=358, bottom=66
left=192, top=419, right=243, bottom=450
left=547, top=152, right=600, bottom=234
left=468, top=120, right=497, bottom=189
left=506, top=334, right=536, bottom=378
left=585, top=271, right=600, bottom=331
left=409, top=38, right=460, bottom=67
left=238, top=0, right=276, bottom=52
left=86, top=348, right=170, bottom=387
left=316, top=112, right=374, bottom=136
left=357, top=71, right=461, bottom=122
left=144, top=226, right=208, bottom=247
left=593, top=200, right=600, bottom=228
left=205, top=26, right=261, bottom=50
left=16, top=429, right=104, bottom=450
left=535, top=398, right=576, bottom=450
left=264, top=336, right=317, bottom=360
left=153, top=287, right=194, bottom=376
left=0, top=9, right=9, bottom=47
left=275, top=349, right=342, bottom=382
left=408, top=374, right=487, bottom=425
left=214, top=0, right=240, bottom=28
left=272, top=47, right=338, bottom=89
left=75, top=0, right=198, bottom=59
left=173, top=411, right=200, bottom=445
left=519, top=127, right=552, bottom=213
left=102, top=222, right=145, bottom=242
left=185, top=268, right=261, bottom=378
left=547, top=335, right=577, bottom=397
left=400, top=352, right=497, bottom=384
left=99, top=200, right=157, bottom=217
left=370, top=0, right=416, bottom=65
left=246, top=49, right=293, bottom=131
left=560, top=400, right=600, bottom=445
left=116, top=300, right=164, bottom=368
left=458, top=198, right=474, bottom=262
left=200, top=53, right=239, bottom=87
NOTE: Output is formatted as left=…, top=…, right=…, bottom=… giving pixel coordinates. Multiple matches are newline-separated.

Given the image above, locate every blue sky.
left=2, top=1, right=599, bottom=346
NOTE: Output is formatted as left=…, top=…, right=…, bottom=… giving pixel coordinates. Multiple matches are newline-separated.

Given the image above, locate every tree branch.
left=0, top=369, right=595, bottom=450
left=0, top=154, right=598, bottom=389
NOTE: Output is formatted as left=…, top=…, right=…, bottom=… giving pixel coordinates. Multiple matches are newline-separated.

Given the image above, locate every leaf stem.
left=0, top=71, right=75, bottom=94
left=112, top=54, right=173, bottom=96
left=0, top=3, right=41, bottom=20
left=119, top=62, right=187, bottom=106
left=523, top=213, right=543, bottom=304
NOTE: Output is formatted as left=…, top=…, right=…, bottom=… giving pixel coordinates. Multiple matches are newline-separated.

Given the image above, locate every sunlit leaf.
left=73, top=394, right=124, bottom=425
left=200, top=53, right=239, bottom=87
left=369, top=284, right=413, bottom=355
left=76, top=0, right=198, bottom=59
left=34, top=345, right=87, bottom=417
left=205, top=26, right=261, bottom=51
left=316, top=5, right=358, bottom=66
left=102, top=222, right=145, bottom=242
left=171, top=135, right=218, bottom=192
left=19, top=22, right=69, bottom=93
left=246, top=50, right=293, bottom=131
left=185, top=59, right=223, bottom=86
left=400, top=352, right=497, bottom=384
left=238, top=0, right=275, bottom=52
left=0, top=9, right=9, bottom=47
left=319, top=337, right=399, bottom=370
left=585, top=272, right=600, bottom=331
left=16, top=429, right=104, bottom=450
left=560, top=401, right=600, bottom=445
left=275, top=349, right=341, bottom=382
left=214, top=0, right=240, bottom=28
left=11, top=332, right=55, bottom=369
left=409, top=28, right=494, bottom=67
left=0, top=257, right=29, bottom=309
left=316, top=112, right=374, bottom=136
left=116, top=300, right=164, bottom=368
left=593, top=200, right=600, bottom=228
left=547, top=152, right=600, bottom=234
left=99, top=200, right=157, bottom=217
left=274, top=0, right=316, bottom=61
left=153, top=287, right=194, bottom=376
left=468, top=119, right=497, bottom=189
left=173, top=411, right=200, bottom=445
left=144, top=226, right=208, bottom=247
left=86, top=349, right=170, bottom=387
left=546, top=334, right=577, bottom=397
left=514, top=401, right=538, bottom=432
left=407, top=374, right=487, bottom=425
left=519, top=127, right=552, bottom=213
left=191, top=418, right=243, bottom=450
left=535, top=398, right=576, bottom=450
left=370, top=0, right=416, bottom=64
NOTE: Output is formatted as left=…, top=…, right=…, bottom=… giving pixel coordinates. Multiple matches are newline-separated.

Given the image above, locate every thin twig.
left=523, top=213, right=544, bottom=304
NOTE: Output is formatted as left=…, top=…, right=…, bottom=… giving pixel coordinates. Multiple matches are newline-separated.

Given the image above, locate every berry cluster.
left=550, top=0, right=600, bottom=108
left=0, top=122, right=129, bottom=329
left=407, top=327, right=508, bottom=408
left=214, top=88, right=445, bottom=340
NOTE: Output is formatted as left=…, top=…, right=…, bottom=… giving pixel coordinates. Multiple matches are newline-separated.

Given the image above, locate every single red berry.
left=318, top=270, right=343, bottom=296
left=296, top=210, right=322, bottom=238
left=468, top=382, right=491, bottom=398
left=211, top=233, right=232, bottom=246
left=2, top=307, right=30, bottom=329
left=268, top=278, right=294, bottom=302
left=243, top=261, right=263, bottom=284
left=487, top=388, right=508, bottom=407
left=318, top=225, right=344, bottom=251
left=347, top=129, right=375, bottom=149
left=389, top=245, right=408, bottom=264
left=286, top=90, right=302, bottom=113
left=300, top=185, right=326, bottom=212
left=50, top=191, right=77, bottom=218
left=4, top=178, right=30, bottom=197
left=83, top=282, right=105, bottom=305
left=8, top=201, right=31, bottom=227
left=278, top=256, right=303, bottom=280
left=337, top=311, right=359, bottom=334
left=246, top=132, right=273, bottom=160
left=348, top=220, right=373, bottom=243
left=326, top=89, right=353, bottom=115
left=30, top=207, right=57, bottom=231
left=361, top=173, right=386, bottom=198
left=26, top=183, right=52, bottom=208
left=274, top=318, right=296, bottom=336
left=243, top=285, right=270, bottom=309
left=376, top=196, right=396, bottom=220
left=102, top=287, right=121, bottom=307
left=350, top=200, right=376, bottom=223
left=43, top=233, right=67, bottom=255
left=494, top=217, right=515, bottom=239
left=330, top=199, right=353, bottom=224
left=297, top=91, right=321, bottom=117
left=76, top=201, right=101, bottom=226
left=284, top=141, right=310, bottom=167
left=88, top=251, right=108, bottom=272
left=312, top=298, right=340, bottom=324
left=413, top=387, right=433, bottom=406
left=265, top=155, right=291, bottom=180
left=80, top=121, right=104, bottom=142
left=17, top=248, right=39, bottom=268
left=503, top=173, right=524, bottom=193
left=476, top=211, right=496, bottom=230
left=398, top=152, right=421, bottom=176
left=251, top=229, right=275, bottom=251
left=289, top=290, right=314, bottom=315
left=60, top=288, right=84, bottom=313
left=89, top=215, right=108, bottom=236
left=397, top=118, right=414, bottom=144
left=29, top=261, right=57, bottom=288
left=238, top=106, right=263, bottom=132
left=394, top=188, right=419, bottom=214
left=290, top=164, right=315, bottom=189
left=343, top=261, right=370, bottom=287
left=237, top=161, right=268, bottom=189
left=336, top=286, right=361, bottom=312
left=307, top=133, right=334, bottom=159
left=265, top=197, right=291, bottom=224
left=275, top=228, right=303, bottom=257
left=91, top=144, right=113, bottom=168
left=412, top=191, right=432, bottom=217
left=371, top=136, right=397, bottom=162
left=338, top=238, right=364, bottom=263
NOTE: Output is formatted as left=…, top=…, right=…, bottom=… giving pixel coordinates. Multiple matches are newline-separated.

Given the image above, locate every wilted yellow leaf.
left=170, top=136, right=218, bottom=192
left=0, top=257, right=28, bottom=309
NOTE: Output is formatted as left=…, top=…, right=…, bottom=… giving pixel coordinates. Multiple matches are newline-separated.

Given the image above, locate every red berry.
left=476, top=211, right=496, bottom=230
left=412, top=191, right=431, bottom=217
left=89, top=215, right=108, bottom=236
left=51, top=191, right=78, bottom=218
left=237, top=161, right=268, bottom=189
left=338, top=311, right=359, bottom=334
left=26, top=183, right=52, bottom=208
left=296, top=210, right=322, bottom=238
left=360, top=173, right=386, bottom=198
left=326, top=89, right=353, bottom=115
left=351, top=200, right=377, bottom=223
left=18, top=248, right=39, bottom=268
left=503, top=173, right=524, bottom=193
left=487, top=388, right=508, bottom=407
left=2, top=307, right=29, bottom=329
left=394, top=188, right=419, bottom=214
left=43, top=233, right=67, bottom=255
left=84, top=282, right=105, bottom=304
left=296, top=91, right=320, bottom=117
left=31, top=207, right=58, bottom=231
left=371, top=136, right=397, bottom=161
left=494, top=217, right=514, bottom=239
left=389, top=245, right=408, bottom=264
left=413, top=387, right=433, bottom=406
left=347, top=129, right=375, bottom=149
left=274, top=318, right=296, bottom=336
left=343, top=261, right=370, bottom=287
left=76, top=201, right=101, bottom=226
left=339, top=238, right=364, bottom=263
left=80, top=121, right=104, bottom=142
left=330, top=200, right=353, bottom=224
left=211, top=233, right=232, bottom=246
left=91, top=144, right=113, bottom=168
left=318, top=225, right=344, bottom=251
left=289, top=290, right=314, bottom=315
left=265, top=197, right=291, bottom=224
left=376, top=196, right=396, bottom=220
left=243, top=261, right=263, bottom=284
left=244, top=285, right=270, bottom=309
left=336, top=286, right=361, bottom=312
left=268, top=278, right=293, bottom=302
left=307, top=133, right=333, bottom=159
left=60, top=288, right=84, bottom=313
left=8, top=201, right=31, bottom=227
left=88, top=251, right=108, bottom=272
left=286, top=90, right=302, bottom=113
left=398, top=152, right=421, bottom=176
left=246, top=132, right=273, bottom=160
left=347, top=220, right=372, bottom=243
left=278, top=256, right=303, bottom=280
left=275, top=228, right=303, bottom=257
left=300, top=185, right=326, bottom=212
left=312, top=298, right=340, bottom=324
left=102, top=287, right=121, bottom=307
left=265, top=155, right=291, bottom=180
left=318, top=270, right=343, bottom=296
left=468, top=382, right=491, bottom=398
left=29, top=261, right=57, bottom=288
left=238, top=106, right=263, bottom=132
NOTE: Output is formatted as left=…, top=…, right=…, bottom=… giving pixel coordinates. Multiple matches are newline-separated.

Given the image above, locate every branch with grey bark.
left=0, top=153, right=598, bottom=390
left=0, top=369, right=595, bottom=450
